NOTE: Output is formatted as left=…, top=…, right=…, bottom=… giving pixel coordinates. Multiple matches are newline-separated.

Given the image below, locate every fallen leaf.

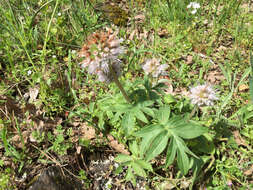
left=157, top=28, right=170, bottom=38
left=107, top=135, right=129, bottom=155
left=129, top=29, right=137, bottom=41
left=186, top=55, right=193, bottom=65
left=238, top=84, right=249, bottom=92
left=244, top=165, right=253, bottom=176
left=134, top=14, right=145, bottom=23
left=76, top=146, right=82, bottom=154
left=80, top=123, right=96, bottom=140
left=232, top=130, right=247, bottom=147
left=29, top=86, right=39, bottom=102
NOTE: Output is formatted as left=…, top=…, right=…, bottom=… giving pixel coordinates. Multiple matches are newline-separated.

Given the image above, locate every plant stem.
left=188, top=104, right=198, bottom=121
left=109, top=63, right=131, bottom=103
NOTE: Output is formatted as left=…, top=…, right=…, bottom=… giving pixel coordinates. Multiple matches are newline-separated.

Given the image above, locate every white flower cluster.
left=78, top=28, right=125, bottom=83
left=142, top=58, right=168, bottom=77
left=187, top=2, right=200, bottom=14
left=189, top=83, right=218, bottom=106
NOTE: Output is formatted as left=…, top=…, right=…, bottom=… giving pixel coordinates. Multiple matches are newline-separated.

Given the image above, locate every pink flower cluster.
left=189, top=83, right=218, bottom=106
left=142, top=58, right=168, bottom=77
left=78, top=28, right=125, bottom=83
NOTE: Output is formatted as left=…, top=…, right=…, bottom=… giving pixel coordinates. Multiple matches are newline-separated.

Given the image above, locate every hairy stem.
left=109, top=63, right=131, bottom=103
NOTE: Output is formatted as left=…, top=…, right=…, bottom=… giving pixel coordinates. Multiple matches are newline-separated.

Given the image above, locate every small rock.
left=28, top=166, right=82, bottom=190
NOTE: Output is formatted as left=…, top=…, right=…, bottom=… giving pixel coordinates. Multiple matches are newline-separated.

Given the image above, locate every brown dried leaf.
left=80, top=123, right=96, bottom=140
left=0, top=96, right=22, bottom=117
left=129, top=29, right=137, bottom=41
left=28, top=86, right=39, bottom=102
left=134, top=14, right=145, bottom=24
left=11, top=131, right=30, bottom=149
left=232, top=130, right=247, bottom=147
left=76, top=146, right=82, bottom=155
left=107, top=135, right=129, bottom=155
left=157, top=28, right=170, bottom=38
left=238, top=84, right=249, bottom=92
left=186, top=55, right=193, bottom=65
left=205, top=70, right=225, bottom=84
left=244, top=165, right=253, bottom=176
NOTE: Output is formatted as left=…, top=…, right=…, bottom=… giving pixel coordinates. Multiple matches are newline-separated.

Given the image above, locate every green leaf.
left=135, top=160, right=153, bottom=172
left=112, top=103, right=131, bottom=113
left=165, top=137, right=177, bottom=168
left=139, top=100, right=154, bottom=107
left=114, top=154, right=132, bottom=163
left=194, top=134, right=215, bottom=154
left=126, top=167, right=136, bottom=186
left=89, top=102, right=95, bottom=113
left=177, top=147, right=189, bottom=175
left=174, top=136, right=198, bottom=158
left=141, top=107, right=155, bottom=117
left=156, top=106, right=170, bottom=124
left=122, top=112, right=135, bottom=135
left=114, top=165, right=123, bottom=174
left=133, top=108, right=148, bottom=123
left=98, top=112, right=105, bottom=130
left=139, top=128, right=164, bottom=157
left=172, top=120, right=207, bottom=139
left=132, top=162, right=147, bottom=177
left=111, top=111, right=121, bottom=123
left=235, top=67, right=251, bottom=92
left=250, top=77, right=253, bottom=103
left=129, top=141, right=139, bottom=156
left=135, top=124, right=163, bottom=137
left=145, top=131, right=169, bottom=161
left=164, top=94, right=176, bottom=104
left=190, top=156, right=205, bottom=187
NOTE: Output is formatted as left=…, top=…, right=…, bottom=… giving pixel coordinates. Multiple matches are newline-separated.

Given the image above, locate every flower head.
left=227, top=180, right=233, bottom=187
left=27, top=70, right=32, bottom=76
left=78, top=28, right=125, bottom=83
left=187, top=2, right=200, bottom=14
left=189, top=83, right=218, bottom=106
left=187, top=2, right=200, bottom=9
left=142, top=58, right=168, bottom=77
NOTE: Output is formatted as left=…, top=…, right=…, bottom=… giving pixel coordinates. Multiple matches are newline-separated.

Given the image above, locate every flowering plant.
left=77, top=28, right=219, bottom=186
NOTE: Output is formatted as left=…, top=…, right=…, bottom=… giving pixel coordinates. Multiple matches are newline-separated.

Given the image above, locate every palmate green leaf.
left=164, top=135, right=198, bottom=174
left=171, top=120, right=208, bottom=139
left=122, top=112, right=135, bottom=135
left=145, top=131, right=169, bottom=161
left=132, top=162, right=147, bottom=177
left=136, top=125, right=164, bottom=157
left=135, top=160, right=153, bottom=172
left=114, top=154, right=132, bottom=163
